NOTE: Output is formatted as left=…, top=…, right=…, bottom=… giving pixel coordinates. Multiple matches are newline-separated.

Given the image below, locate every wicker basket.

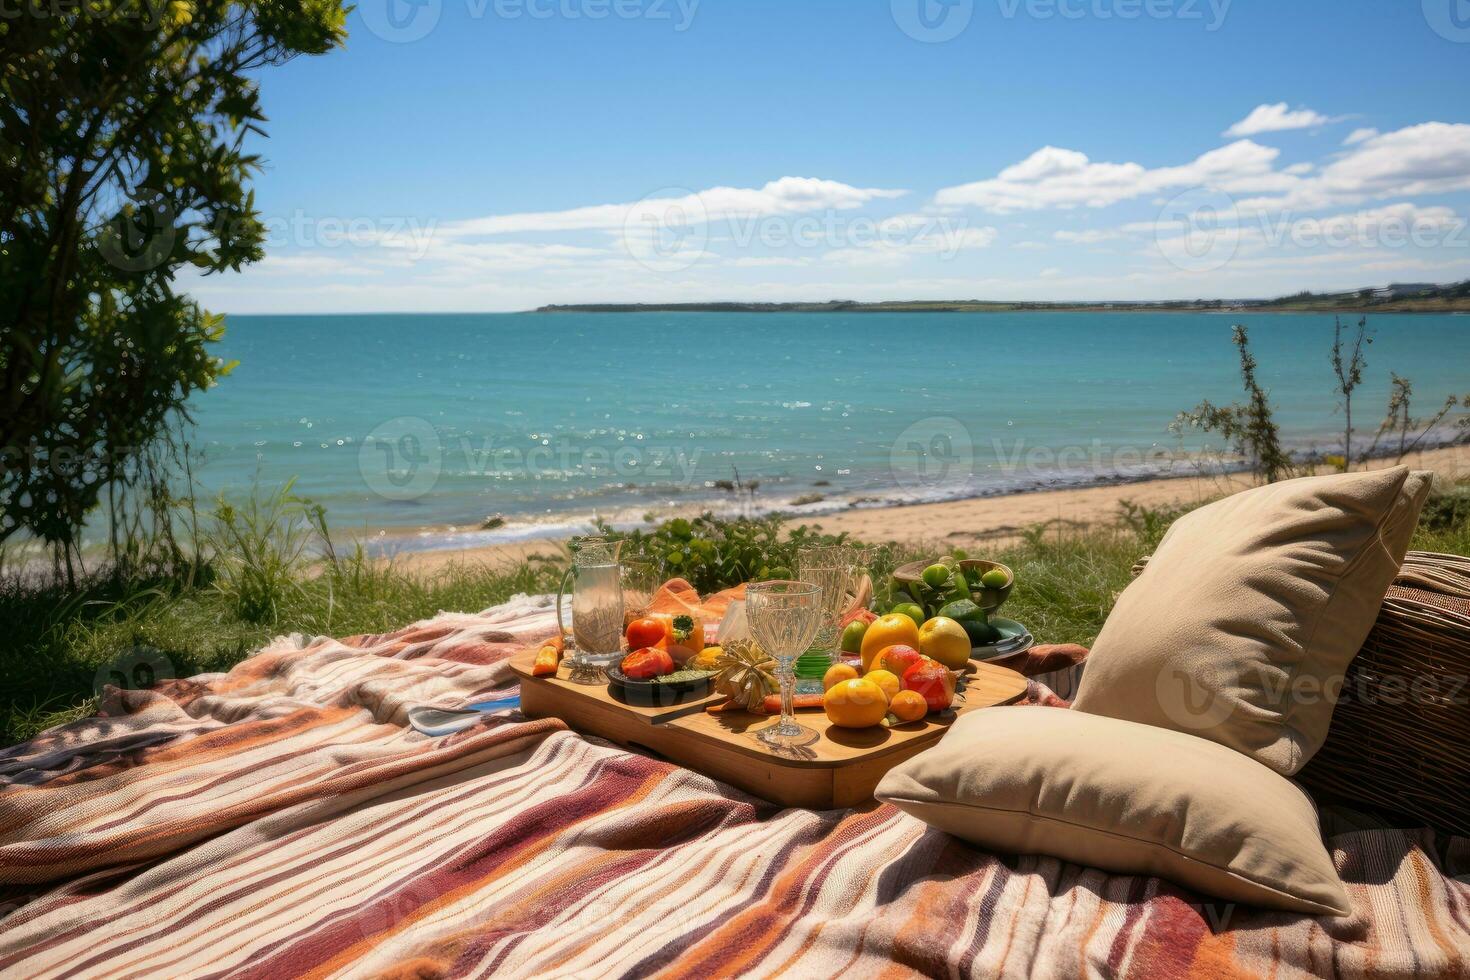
left=1128, top=551, right=1470, bottom=834
left=1296, top=552, right=1470, bottom=835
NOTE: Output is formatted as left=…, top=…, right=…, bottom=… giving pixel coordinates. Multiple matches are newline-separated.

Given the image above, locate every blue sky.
left=185, top=0, right=1470, bottom=312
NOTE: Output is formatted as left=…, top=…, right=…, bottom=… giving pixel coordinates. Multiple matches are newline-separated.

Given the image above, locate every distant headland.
left=536, top=280, right=1470, bottom=315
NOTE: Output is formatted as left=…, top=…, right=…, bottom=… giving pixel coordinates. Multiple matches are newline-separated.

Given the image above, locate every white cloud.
left=1344, top=127, right=1379, bottom=146
left=1237, top=122, right=1470, bottom=212
left=822, top=219, right=998, bottom=265
left=935, top=140, right=1281, bottom=213
left=1223, top=103, right=1332, bottom=138
left=1054, top=229, right=1122, bottom=244
left=438, top=177, right=906, bottom=237
left=728, top=256, right=812, bottom=268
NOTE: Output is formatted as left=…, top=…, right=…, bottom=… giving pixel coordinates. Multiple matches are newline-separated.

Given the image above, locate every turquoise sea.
left=192, top=312, right=1470, bottom=550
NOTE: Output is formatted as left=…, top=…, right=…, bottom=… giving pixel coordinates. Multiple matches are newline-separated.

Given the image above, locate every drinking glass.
left=795, top=545, right=867, bottom=681
left=557, top=538, right=626, bottom=685
left=620, top=559, right=659, bottom=627
left=745, top=580, right=824, bottom=749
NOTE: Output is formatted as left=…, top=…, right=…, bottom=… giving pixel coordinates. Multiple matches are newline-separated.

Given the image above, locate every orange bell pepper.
left=530, top=634, right=565, bottom=677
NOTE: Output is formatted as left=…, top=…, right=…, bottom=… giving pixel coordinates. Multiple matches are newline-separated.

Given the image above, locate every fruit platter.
left=512, top=554, right=1030, bottom=807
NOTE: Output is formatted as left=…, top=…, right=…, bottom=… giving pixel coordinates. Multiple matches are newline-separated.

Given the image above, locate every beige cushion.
left=1071, top=467, right=1431, bottom=774
left=876, top=707, right=1350, bottom=916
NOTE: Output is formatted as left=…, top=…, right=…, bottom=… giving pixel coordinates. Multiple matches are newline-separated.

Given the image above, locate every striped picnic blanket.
left=1, top=595, right=1467, bottom=979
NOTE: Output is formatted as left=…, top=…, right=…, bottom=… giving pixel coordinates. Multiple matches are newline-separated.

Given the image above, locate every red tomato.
left=621, top=647, right=675, bottom=680
left=625, top=617, right=667, bottom=651
left=902, top=660, right=956, bottom=712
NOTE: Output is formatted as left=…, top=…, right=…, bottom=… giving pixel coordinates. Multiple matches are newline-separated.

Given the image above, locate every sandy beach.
left=385, top=444, right=1470, bottom=575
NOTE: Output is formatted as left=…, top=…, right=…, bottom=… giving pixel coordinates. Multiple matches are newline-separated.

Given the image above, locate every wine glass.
left=745, top=580, right=824, bottom=749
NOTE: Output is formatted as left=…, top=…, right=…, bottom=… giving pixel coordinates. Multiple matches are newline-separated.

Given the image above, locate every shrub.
left=583, top=514, right=864, bottom=594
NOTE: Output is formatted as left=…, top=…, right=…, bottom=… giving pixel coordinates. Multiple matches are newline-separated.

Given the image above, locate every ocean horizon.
left=169, top=310, right=1470, bottom=553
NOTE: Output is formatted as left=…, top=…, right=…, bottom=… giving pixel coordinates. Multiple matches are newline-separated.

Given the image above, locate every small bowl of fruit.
left=607, top=615, right=717, bottom=706
left=891, top=557, right=1014, bottom=615
left=884, top=558, right=1024, bottom=655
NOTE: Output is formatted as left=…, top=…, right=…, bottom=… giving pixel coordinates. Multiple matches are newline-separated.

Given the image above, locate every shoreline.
left=384, top=443, right=1469, bottom=576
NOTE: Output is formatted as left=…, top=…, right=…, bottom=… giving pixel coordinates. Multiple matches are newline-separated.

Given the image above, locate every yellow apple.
left=918, top=616, right=972, bottom=670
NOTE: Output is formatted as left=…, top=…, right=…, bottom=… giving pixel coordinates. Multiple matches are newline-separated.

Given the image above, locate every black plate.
left=606, top=665, right=715, bottom=707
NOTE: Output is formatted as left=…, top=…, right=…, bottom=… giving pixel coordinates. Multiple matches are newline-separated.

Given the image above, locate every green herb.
left=656, top=669, right=716, bottom=685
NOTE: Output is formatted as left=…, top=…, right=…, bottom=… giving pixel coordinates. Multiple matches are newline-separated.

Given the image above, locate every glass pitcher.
left=556, top=538, right=625, bottom=684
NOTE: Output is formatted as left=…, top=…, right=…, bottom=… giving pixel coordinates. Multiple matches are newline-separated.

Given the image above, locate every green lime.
left=892, top=602, right=926, bottom=628
left=962, top=617, right=1001, bottom=646
left=938, top=599, right=984, bottom=622
left=980, top=568, right=1010, bottom=589
left=840, top=619, right=869, bottom=654
left=921, top=563, right=951, bottom=589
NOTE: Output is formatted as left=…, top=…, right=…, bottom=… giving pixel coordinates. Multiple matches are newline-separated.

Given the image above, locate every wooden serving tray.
left=509, top=651, right=1027, bottom=809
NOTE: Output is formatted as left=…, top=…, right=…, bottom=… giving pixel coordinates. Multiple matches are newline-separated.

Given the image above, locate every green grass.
left=4, top=486, right=1467, bottom=748
left=0, top=546, right=564, bottom=746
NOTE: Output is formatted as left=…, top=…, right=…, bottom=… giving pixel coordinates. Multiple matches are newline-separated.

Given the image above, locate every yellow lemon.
left=889, top=689, right=929, bottom=723
left=863, top=669, right=900, bottom=704
left=860, top=614, right=922, bottom=672
left=823, top=678, right=890, bottom=729
left=823, top=662, right=860, bottom=691
left=918, top=616, right=972, bottom=670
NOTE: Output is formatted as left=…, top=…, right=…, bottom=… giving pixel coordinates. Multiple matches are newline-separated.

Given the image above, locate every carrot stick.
left=760, top=693, right=824, bottom=714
